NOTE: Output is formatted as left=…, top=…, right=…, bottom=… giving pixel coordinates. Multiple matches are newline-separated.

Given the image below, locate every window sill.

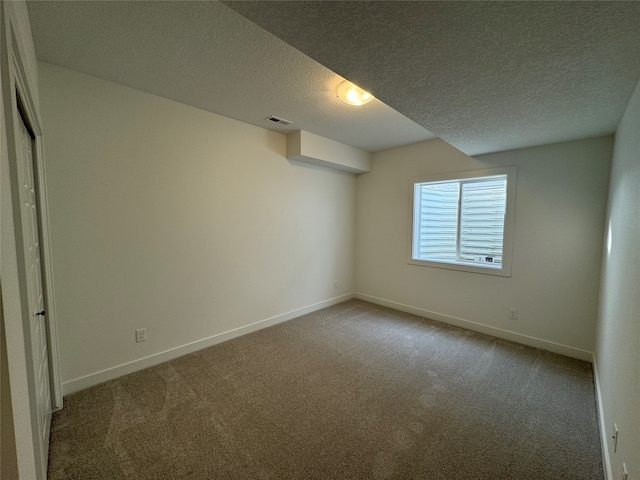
left=408, top=257, right=512, bottom=277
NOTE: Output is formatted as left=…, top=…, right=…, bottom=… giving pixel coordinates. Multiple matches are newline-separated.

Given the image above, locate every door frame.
left=1, top=2, right=63, bottom=478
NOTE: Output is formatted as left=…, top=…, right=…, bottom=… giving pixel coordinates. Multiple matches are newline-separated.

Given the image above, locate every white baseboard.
left=354, top=293, right=593, bottom=362
left=62, top=293, right=354, bottom=395
left=592, top=355, right=613, bottom=480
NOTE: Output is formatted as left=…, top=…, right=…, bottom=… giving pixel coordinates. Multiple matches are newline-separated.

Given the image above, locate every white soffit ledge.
left=286, top=130, right=371, bottom=174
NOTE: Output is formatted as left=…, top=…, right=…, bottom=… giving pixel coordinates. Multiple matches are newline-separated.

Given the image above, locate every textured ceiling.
left=26, top=1, right=435, bottom=153
left=26, top=1, right=640, bottom=157
left=226, top=1, right=640, bottom=156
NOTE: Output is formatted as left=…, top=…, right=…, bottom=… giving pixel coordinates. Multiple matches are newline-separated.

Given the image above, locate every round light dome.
left=336, top=80, right=374, bottom=106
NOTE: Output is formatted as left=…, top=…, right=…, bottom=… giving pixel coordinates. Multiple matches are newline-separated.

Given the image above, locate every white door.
left=16, top=108, right=52, bottom=474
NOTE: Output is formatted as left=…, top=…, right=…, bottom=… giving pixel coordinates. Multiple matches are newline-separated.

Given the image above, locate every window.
left=409, top=167, right=516, bottom=277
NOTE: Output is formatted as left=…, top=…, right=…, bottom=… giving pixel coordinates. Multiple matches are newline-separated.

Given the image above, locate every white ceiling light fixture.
left=336, top=80, right=374, bottom=106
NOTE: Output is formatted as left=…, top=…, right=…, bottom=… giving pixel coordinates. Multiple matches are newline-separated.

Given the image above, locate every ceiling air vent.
left=266, top=115, right=292, bottom=126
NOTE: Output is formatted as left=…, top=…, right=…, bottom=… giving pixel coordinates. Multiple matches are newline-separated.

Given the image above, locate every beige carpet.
left=48, top=300, right=603, bottom=479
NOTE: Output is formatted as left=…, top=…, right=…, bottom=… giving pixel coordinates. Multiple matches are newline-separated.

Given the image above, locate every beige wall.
left=38, top=62, right=356, bottom=392
left=355, top=137, right=612, bottom=359
left=595, top=77, right=640, bottom=480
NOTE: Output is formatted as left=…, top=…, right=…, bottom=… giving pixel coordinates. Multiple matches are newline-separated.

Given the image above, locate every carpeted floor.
left=48, top=300, right=603, bottom=479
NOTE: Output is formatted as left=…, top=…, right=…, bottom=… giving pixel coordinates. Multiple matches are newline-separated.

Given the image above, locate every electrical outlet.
left=613, top=423, right=619, bottom=453
left=334, top=281, right=338, bottom=289
left=135, top=328, right=146, bottom=343
left=508, top=308, right=518, bottom=320
left=621, top=462, right=627, bottom=480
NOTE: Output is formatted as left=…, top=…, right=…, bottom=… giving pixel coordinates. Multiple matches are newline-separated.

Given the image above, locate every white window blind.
left=459, top=179, right=507, bottom=265
left=413, top=175, right=508, bottom=268
left=416, top=182, right=459, bottom=261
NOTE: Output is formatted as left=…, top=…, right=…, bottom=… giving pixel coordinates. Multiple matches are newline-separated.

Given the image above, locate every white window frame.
left=408, top=166, right=517, bottom=277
